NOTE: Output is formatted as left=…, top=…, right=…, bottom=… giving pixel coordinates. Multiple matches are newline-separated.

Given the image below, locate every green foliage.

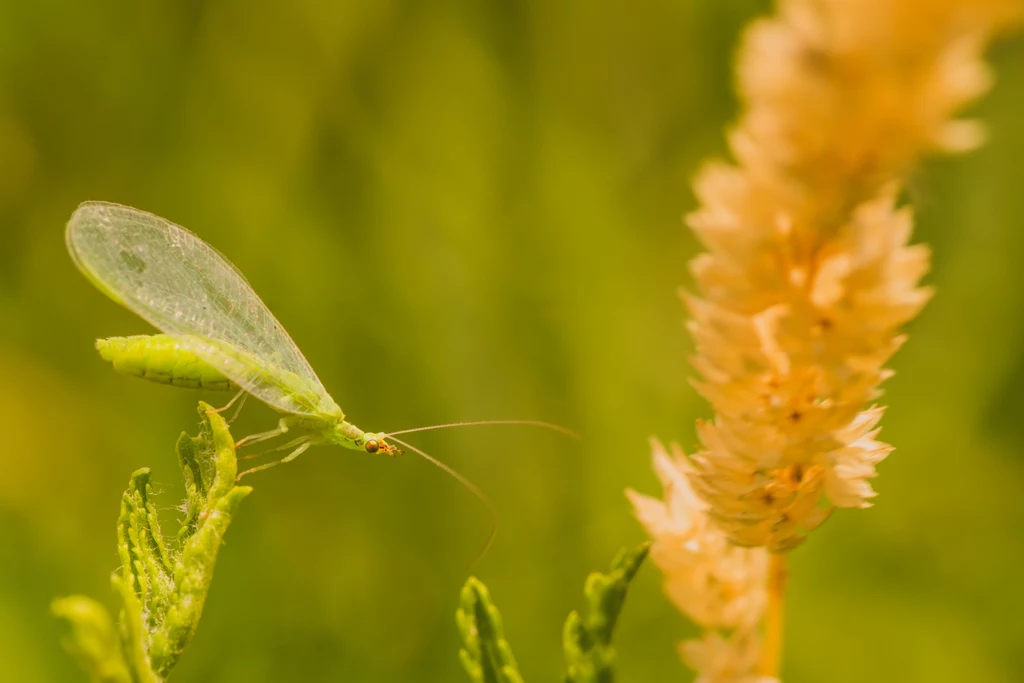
left=562, top=543, right=650, bottom=683
left=456, top=543, right=649, bottom=683
left=457, top=578, right=524, bottom=683
left=53, top=403, right=252, bottom=682
left=50, top=596, right=132, bottom=683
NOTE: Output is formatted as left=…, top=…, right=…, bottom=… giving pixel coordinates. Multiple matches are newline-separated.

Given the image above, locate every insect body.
left=67, top=201, right=400, bottom=475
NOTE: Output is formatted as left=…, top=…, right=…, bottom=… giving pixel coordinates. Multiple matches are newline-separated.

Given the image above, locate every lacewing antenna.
left=387, top=420, right=579, bottom=440
left=388, top=435, right=497, bottom=568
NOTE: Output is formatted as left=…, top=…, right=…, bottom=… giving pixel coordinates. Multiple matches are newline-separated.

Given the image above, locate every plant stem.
left=758, top=552, right=787, bottom=678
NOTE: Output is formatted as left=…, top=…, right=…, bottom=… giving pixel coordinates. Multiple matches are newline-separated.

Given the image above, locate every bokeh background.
left=2, top=1, right=1023, bottom=681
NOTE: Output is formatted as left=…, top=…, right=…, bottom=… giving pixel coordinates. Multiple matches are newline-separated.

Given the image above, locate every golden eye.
left=365, top=439, right=379, bottom=454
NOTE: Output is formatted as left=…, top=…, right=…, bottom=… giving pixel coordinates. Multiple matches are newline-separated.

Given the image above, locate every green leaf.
left=51, top=596, right=132, bottom=683
left=456, top=577, right=524, bottom=683
left=454, top=544, right=649, bottom=683
left=54, top=402, right=252, bottom=681
left=562, top=543, right=649, bottom=683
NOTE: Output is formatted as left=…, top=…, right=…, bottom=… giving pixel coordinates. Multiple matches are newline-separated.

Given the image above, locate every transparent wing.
left=66, top=201, right=337, bottom=417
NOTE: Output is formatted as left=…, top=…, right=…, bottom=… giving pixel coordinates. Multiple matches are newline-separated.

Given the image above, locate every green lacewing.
left=67, top=201, right=574, bottom=555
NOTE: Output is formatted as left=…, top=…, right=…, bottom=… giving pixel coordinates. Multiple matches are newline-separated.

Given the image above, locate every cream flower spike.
left=628, top=439, right=769, bottom=682
left=629, top=0, right=1019, bottom=679
left=683, top=0, right=1019, bottom=552
left=682, top=630, right=778, bottom=683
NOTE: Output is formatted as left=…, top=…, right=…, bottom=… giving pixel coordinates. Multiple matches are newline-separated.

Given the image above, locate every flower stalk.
left=757, top=554, right=787, bottom=678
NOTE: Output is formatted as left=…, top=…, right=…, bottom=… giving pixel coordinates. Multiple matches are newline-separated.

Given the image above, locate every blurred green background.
left=2, top=1, right=1023, bottom=681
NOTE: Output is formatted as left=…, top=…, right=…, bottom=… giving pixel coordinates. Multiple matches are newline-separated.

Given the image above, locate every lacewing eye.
left=365, top=439, right=379, bottom=454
